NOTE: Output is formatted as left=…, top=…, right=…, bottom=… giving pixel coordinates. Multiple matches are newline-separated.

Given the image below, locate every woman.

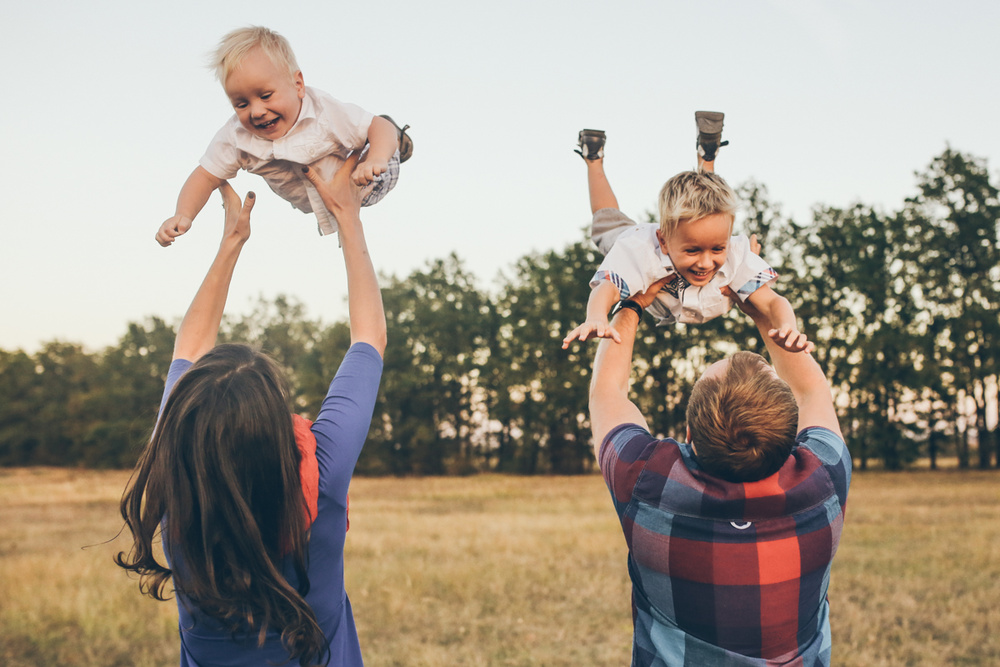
left=118, top=154, right=386, bottom=666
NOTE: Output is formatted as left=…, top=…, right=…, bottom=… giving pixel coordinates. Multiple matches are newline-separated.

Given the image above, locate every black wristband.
left=611, top=299, right=644, bottom=321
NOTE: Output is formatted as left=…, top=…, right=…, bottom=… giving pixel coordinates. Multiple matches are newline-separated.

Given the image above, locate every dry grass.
left=0, top=467, right=998, bottom=666
left=833, top=470, right=1000, bottom=667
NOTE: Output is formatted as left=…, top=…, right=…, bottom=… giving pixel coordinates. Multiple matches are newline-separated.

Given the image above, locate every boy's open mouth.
left=255, top=117, right=280, bottom=130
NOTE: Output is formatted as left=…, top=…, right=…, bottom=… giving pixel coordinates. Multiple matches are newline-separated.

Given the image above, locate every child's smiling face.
left=224, top=47, right=305, bottom=141
left=657, top=213, right=733, bottom=286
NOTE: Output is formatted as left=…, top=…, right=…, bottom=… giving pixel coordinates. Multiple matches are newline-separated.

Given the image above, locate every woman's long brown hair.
left=117, top=344, right=327, bottom=665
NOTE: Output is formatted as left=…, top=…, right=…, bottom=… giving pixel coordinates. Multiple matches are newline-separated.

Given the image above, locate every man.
left=589, top=283, right=851, bottom=666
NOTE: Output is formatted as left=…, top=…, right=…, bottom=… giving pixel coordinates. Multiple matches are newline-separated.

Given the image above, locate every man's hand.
left=628, top=276, right=673, bottom=310
left=156, top=214, right=193, bottom=247
left=587, top=279, right=671, bottom=453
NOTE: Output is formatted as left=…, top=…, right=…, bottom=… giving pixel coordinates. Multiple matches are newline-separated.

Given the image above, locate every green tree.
left=367, top=255, right=491, bottom=475
left=0, top=349, right=42, bottom=465
left=221, top=295, right=321, bottom=393
left=796, top=203, right=926, bottom=469
left=86, top=317, right=177, bottom=467
left=903, top=148, right=1000, bottom=468
left=488, top=239, right=597, bottom=474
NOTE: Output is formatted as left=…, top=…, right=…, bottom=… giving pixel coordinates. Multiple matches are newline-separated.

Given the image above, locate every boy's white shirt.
left=199, top=86, right=374, bottom=235
left=591, top=223, right=777, bottom=325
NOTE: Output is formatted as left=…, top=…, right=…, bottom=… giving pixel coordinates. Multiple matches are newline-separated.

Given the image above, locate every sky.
left=2, top=0, right=998, bottom=352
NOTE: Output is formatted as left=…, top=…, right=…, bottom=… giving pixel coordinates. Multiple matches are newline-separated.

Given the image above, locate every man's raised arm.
left=727, top=287, right=842, bottom=437
left=587, top=278, right=671, bottom=458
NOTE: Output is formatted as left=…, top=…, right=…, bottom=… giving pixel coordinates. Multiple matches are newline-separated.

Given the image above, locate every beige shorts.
left=591, top=208, right=637, bottom=255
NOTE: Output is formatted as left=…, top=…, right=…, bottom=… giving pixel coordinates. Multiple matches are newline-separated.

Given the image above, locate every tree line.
left=1, top=148, right=997, bottom=473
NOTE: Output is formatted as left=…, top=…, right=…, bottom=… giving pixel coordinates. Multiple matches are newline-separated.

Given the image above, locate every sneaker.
left=575, top=129, right=606, bottom=161
left=695, top=111, right=728, bottom=162
left=380, top=115, right=413, bottom=163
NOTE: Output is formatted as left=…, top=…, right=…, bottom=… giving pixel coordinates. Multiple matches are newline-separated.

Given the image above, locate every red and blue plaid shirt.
left=600, top=424, right=851, bottom=666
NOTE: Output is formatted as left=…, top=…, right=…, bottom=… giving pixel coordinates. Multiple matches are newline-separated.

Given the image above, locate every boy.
left=562, top=112, right=811, bottom=353
left=156, top=26, right=412, bottom=246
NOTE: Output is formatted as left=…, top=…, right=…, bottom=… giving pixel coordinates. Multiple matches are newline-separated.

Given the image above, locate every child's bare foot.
left=575, top=129, right=606, bottom=161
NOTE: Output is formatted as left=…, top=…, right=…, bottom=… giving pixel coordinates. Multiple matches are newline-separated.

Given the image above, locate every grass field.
left=1, top=467, right=998, bottom=666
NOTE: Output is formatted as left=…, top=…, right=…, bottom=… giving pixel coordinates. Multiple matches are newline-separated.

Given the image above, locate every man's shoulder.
left=795, top=426, right=852, bottom=505
left=797, top=426, right=850, bottom=466
left=601, top=423, right=684, bottom=468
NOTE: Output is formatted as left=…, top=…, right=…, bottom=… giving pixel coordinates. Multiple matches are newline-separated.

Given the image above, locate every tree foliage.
left=2, top=149, right=997, bottom=471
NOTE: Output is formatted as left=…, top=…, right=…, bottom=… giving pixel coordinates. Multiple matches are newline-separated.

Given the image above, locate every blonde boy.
left=156, top=26, right=407, bottom=246
left=562, top=121, right=811, bottom=353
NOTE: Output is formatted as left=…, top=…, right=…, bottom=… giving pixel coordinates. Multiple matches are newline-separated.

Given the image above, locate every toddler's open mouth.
left=255, top=117, right=279, bottom=130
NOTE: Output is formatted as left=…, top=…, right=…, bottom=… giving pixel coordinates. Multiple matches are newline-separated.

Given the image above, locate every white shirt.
left=200, top=86, right=374, bottom=235
left=591, top=223, right=778, bottom=325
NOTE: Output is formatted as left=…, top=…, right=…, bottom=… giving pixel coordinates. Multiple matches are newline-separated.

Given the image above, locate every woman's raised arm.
left=172, top=183, right=255, bottom=362
left=302, top=155, right=387, bottom=356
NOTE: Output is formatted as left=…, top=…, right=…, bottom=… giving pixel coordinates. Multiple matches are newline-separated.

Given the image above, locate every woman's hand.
left=301, top=154, right=374, bottom=220
left=218, top=181, right=254, bottom=245
left=172, top=183, right=255, bottom=362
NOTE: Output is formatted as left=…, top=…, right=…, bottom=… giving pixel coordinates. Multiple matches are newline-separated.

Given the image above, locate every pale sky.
left=2, top=0, right=998, bottom=352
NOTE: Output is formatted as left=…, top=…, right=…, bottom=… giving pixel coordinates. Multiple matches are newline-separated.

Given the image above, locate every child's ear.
left=655, top=229, right=670, bottom=254
left=294, top=70, right=305, bottom=98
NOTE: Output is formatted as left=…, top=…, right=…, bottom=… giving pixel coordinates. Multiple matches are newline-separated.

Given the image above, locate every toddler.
left=562, top=113, right=811, bottom=352
left=156, top=26, right=411, bottom=246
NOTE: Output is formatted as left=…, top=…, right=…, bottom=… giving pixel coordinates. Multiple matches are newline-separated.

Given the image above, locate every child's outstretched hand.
left=722, top=285, right=815, bottom=354
left=352, top=158, right=389, bottom=186
left=156, top=214, right=193, bottom=247
left=768, top=327, right=814, bottom=354
left=562, top=317, right=621, bottom=349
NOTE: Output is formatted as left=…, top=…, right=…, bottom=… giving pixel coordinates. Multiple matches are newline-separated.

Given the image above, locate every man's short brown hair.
left=686, top=351, right=798, bottom=482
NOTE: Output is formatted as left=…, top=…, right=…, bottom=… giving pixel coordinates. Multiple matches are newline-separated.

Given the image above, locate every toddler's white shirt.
left=200, top=86, right=373, bottom=235
left=591, top=223, right=777, bottom=325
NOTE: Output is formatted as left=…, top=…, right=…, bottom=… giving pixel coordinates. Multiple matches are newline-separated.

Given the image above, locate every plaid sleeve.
left=797, top=426, right=852, bottom=511
left=590, top=269, right=631, bottom=299
left=599, top=424, right=658, bottom=517
left=591, top=227, right=663, bottom=301
left=724, top=235, right=779, bottom=302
